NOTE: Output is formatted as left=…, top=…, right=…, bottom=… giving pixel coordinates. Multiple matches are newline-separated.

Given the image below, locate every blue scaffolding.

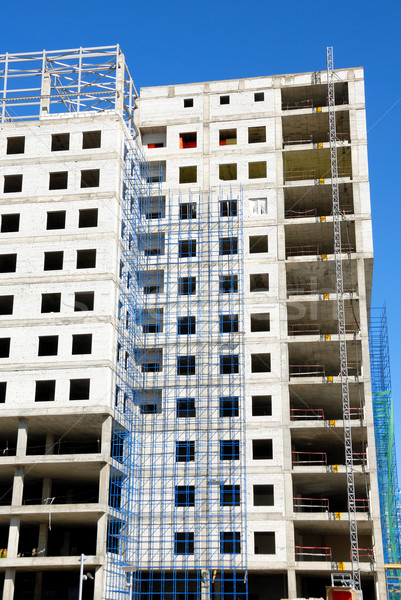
left=370, top=306, right=401, bottom=598
left=106, top=135, right=248, bottom=599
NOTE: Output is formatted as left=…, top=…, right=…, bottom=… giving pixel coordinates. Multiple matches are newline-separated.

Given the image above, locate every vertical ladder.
left=327, top=46, right=362, bottom=592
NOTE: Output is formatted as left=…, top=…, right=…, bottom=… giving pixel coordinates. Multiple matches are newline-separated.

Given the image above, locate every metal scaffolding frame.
left=0, top=45, right=137, bottom=131
left=327, top=46, right=361, bottom=592
left=370, top=306, right=401, bottom=599
left=106, top=131, right=248, bottom=598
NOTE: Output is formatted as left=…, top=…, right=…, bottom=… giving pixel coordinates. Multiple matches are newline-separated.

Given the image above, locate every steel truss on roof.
left=0, top=45, right=137, bottom=130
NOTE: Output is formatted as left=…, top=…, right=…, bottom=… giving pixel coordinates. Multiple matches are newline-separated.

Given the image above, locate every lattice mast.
left=327, top=46, right=361, bottom=591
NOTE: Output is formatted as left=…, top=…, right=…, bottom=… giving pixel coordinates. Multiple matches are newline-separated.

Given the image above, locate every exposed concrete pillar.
left=41, top=478, right=52, bottom=502
left=7, top=516, right=20, bottom=558
left=16, top=419, right=28, bottom=457
left=33, top=572, right=43, bottom=600
left=45, top=433, right=55, bottom=455
left=37, top=523, right=48, bottom=557
left=40, top=71, right=51, bottom=115
left=2, top=568, right=16, bottom=600
left=96, top=513, right=108, bottom=556
left=101, top=415, right=112, bottom=456
left=94, top=564, right=105, bottom=600
left=11, top=467, right=24, bottom=506
left=286, top=569, right=297, bottom=599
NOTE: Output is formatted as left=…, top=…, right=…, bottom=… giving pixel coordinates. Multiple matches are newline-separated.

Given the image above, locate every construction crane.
left=327, top=46, right=362, bottom=594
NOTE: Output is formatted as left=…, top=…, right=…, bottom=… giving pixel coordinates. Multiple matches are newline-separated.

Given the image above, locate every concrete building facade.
left=0, top=46, right=387, bottom=600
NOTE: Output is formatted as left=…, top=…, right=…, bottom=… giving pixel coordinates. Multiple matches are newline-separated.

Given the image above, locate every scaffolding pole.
left=327, top=46, right=361, bottom=592
left=370, top=306, right=401, bottom=600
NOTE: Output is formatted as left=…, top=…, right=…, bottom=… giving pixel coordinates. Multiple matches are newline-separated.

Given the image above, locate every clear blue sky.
left=1, top=0, right=401, bottom=458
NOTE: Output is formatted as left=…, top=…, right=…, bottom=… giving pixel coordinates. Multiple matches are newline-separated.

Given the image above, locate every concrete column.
left=40, top=71, right=51, bottom=115
left=101, top=415, right=112, bottom=456
left=37, top=523, right=48, bottom=557
left=2, top=568, right=16, bottom=600
left=94, top=513, right=108, bottom=600
left=16, top=419, right=28, bottom=457
left=41, top=478, right=52, bottom=502
left=33, top=572, right=43, bottom=600
left=94, top=565, right=105, bottom=600
left=45, top=433, right=55, bottom=455
left=7, top=516, right=20, bottom=558
left=286, top=569, right=297, bottom=599
left=11, top=467, right=24, bottom=506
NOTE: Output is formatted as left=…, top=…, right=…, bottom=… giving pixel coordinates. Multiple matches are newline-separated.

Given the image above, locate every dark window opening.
left=139, top=389, right=162, bottom=415
left=252, top=395, right=272, bottom=416
left=49, top=171, right=68, bottom=190
left=176, top=441, right=195, bottom=462
left=220, top=95, right=230, bottom=105
left=219, top=396, right=239, bottom=418
left=250, top=313, right=270, bottom=332
left=179, top=166, right=197, bottom=184
left=179, top=276, right=196, bottom=295
left=6, top=137, right=25, bottom=155
left=41, top=293, right=61, bottom=314
left=38, top=335, right=58, bottom=357
left=46, top=211, right=66, bottom=230
left=174, top=532, right=194, bottom=554
left=35, top=380, right=55, bottom=402
left=81, top=169, right=100, bottom=188
left=220, top=200, right=237, bottom=217
left=82, top=130, right=101, bottom=149
left=254, top=92, right=265, bottom=102
left=0, top=382, right=6, bottom=403
left=72, top=334, right=92, bottom=355
left=220, top=532, right=241, bottom=554
left=252, top=439, right=273, bottom=460
left=69, top=379, right=90, bottom=400
left=219, top=129, right=237, bottom=146
left=219, top=163, right=237, bottom=181
left=179, top=240, right=196, bottom=258
left=219, top=274, right=238, bottom=293
left=179, top=203, right=197, bottom=220
left=249, top=235, right=268, bottom=253
left=220, top=485, right=240, bottom=506
left=177, top=397, right=196, bottom=418
left=44, top=251, right=63, bottom=271
left=142, top=309, right=163, bottom=334
left=220, top=440, right=239, bottom=461
left=51, top=133, right=70, bottom=151
left=220, top=355, right=239, bottom=375
left=76, top=249, right=96, bottom=269
left=0, top=338, right=10, bottom=358
left=177, top=355, right=196, bottom=376
left=179, top=132, right=197, bottom=149
left=0, top=296, right=13, bottom=315
left=220, top=314, right=239, bottom=333
left=4, top=175, right=22, bottom=193
left=184, top=98, right=193, bottom=108
left=178, top=316, right=196, bottom=335
left=253, top=484, right=274, bottom=506
left=1, top=214, right=20, bottom=233
left=248, top=126, right=266, bottom=144
left=251, top=353, right=271, bottom=373
left=254, top=532, right=275, bottom=554
left=0, top=254, right=16, bottom=273
left=250, top=273, right=269, bottom=292
left=220, top=237, right=238, bottom=255
left=175, top=486, right=195, bottom=507
left=79, top=208, right=98, bottom=228
left=249, top=161, right=267, bottom=179
left=74, top=291, right=94, bottom=312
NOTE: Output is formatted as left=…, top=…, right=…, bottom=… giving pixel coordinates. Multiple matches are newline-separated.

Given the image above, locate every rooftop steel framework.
left=0, top=45, right=137, bottom=130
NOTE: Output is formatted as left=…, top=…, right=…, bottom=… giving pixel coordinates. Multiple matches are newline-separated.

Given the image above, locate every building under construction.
left=0, top=45, right=399, bottom=600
